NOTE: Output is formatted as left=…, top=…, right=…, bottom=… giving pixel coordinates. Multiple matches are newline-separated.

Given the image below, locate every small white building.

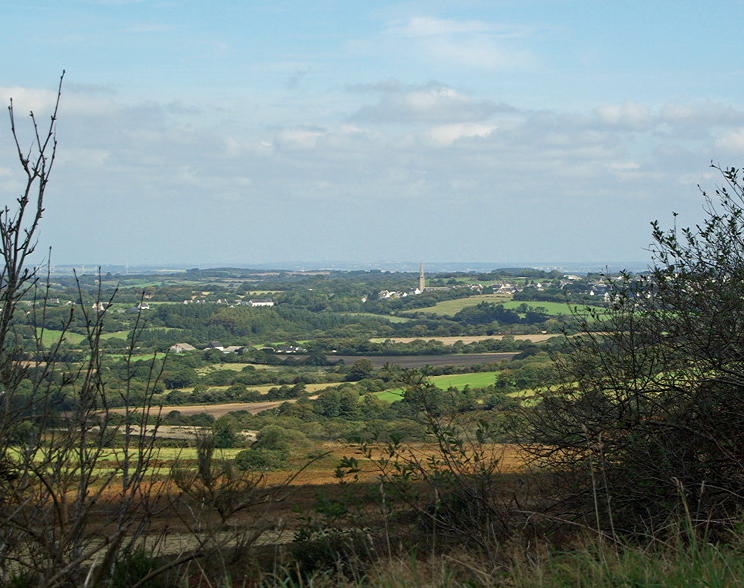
left=247, top=299, right=274, bottom=307
left=169, top=343, right=196, bottom=354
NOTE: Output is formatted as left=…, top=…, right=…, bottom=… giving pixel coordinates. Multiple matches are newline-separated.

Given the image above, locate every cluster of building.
left=168, top=341, right=305, bottom=355
left=376, top=263, right=483, bottom=300
left=181, top=298, right=275, bottom=307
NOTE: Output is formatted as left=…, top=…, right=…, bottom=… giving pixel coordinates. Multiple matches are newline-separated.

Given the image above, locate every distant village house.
left=245, top=299, right=274, bottom=307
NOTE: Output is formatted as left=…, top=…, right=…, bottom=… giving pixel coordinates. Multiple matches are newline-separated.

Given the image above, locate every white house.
left=169, top=343, right=196, bottom=354
left=247, top=299, right=274, bottom=307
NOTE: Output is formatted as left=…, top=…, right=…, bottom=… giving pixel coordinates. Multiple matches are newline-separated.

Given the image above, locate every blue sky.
left=3, top=0, right=744, bottom=268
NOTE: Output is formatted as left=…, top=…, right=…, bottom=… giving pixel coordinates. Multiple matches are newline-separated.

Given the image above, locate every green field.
left=9, top=446, right=245, bottom=474
left=195, top=363, right=285, bottom=375
left=107, top=281, right=168, bottom=288
left=429, top=371, right=499, bottom=388
left=374, top=371, right=499, bottom=402
left=339, top=312, right=411, bottom=323
left=37, top=329, right=86, bottom=346
left=401, top=294, right=512, bottom=317
left=102, top=327, right=184, bottom=341
left=99, top=329, right=135, bottom=340
left=106, top=352, right=160, bottom=361
left=38, top=327, right=184, bottom=345
left=401, top=295, right=606, bottom=319
left=505, top=300, right=608, bottom=320
left=500, top=300, right=577, bottom=315
left=152, top=446, right=245, bottom=461
left=374, top=389, right=406, bottom=403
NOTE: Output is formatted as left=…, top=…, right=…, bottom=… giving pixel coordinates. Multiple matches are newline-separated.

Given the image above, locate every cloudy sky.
left=2, top=0, right=744, bottom=269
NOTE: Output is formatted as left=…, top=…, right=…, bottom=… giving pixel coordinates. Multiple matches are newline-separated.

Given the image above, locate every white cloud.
left=57, top=148, right=110, bottom=169
left=714, top=127, right=744, bottom=153
left=660, top=101, right=744, bottom=128
left=594, top=101, right=653, bottom=130
left=351, top=81, right=515, bottom=124
left=591, top=101, right=744, bottom=134
left=427, top=122, right=496, bottom=145
left=607, top=161, right=641, bottom=171
left=338, top=124, right=378, bottom=137
left=659, top=103, right=695, bottom=122
left=349, top=16, right=539, bottom=71
left=274, top=128, right=325, bottom=150
left=394, top=17, right=495, bottom=37
left=0, top=86, right=59, bottom=115
left=60, top=95, right=123, bottom=119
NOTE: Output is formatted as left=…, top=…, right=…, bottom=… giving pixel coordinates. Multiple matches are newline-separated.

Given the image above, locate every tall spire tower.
left=418, top=262, right=425, bottom=292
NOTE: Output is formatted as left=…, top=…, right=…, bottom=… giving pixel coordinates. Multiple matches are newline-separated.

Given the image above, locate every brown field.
left=140, top=441, right=527, bottom=489
left=370, top=334, right=561, bottom=344
left=300, top=441, right=526, bottom=480
left=250, top=441, right=529, bottom=492
left=76, top=441, right=530, bottom=556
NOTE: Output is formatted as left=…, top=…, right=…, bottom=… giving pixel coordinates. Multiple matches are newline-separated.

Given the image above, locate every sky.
left=3, top=0, right=744, bottom=269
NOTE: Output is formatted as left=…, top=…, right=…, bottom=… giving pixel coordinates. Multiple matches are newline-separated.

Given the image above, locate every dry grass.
left=274, top=441, right=528, bottom=486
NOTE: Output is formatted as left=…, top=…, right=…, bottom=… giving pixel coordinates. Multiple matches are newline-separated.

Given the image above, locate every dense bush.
left=522, top=164, right=744, bottom=531
left=235, top=425, right=309, bottom=470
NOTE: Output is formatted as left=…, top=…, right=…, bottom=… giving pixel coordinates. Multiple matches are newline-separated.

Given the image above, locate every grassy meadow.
left=37, top=328, right=86, bottom=346
left=338, top=312, right=412, bottom=323
left=374, top=371, right=499, bottom=402
left=401, top=293, right=512, bottom=316
left=399, top=292, right=606, bottom=319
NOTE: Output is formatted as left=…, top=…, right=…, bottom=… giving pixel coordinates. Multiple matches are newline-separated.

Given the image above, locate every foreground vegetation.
left=255, top=536, right=744, bottom=587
